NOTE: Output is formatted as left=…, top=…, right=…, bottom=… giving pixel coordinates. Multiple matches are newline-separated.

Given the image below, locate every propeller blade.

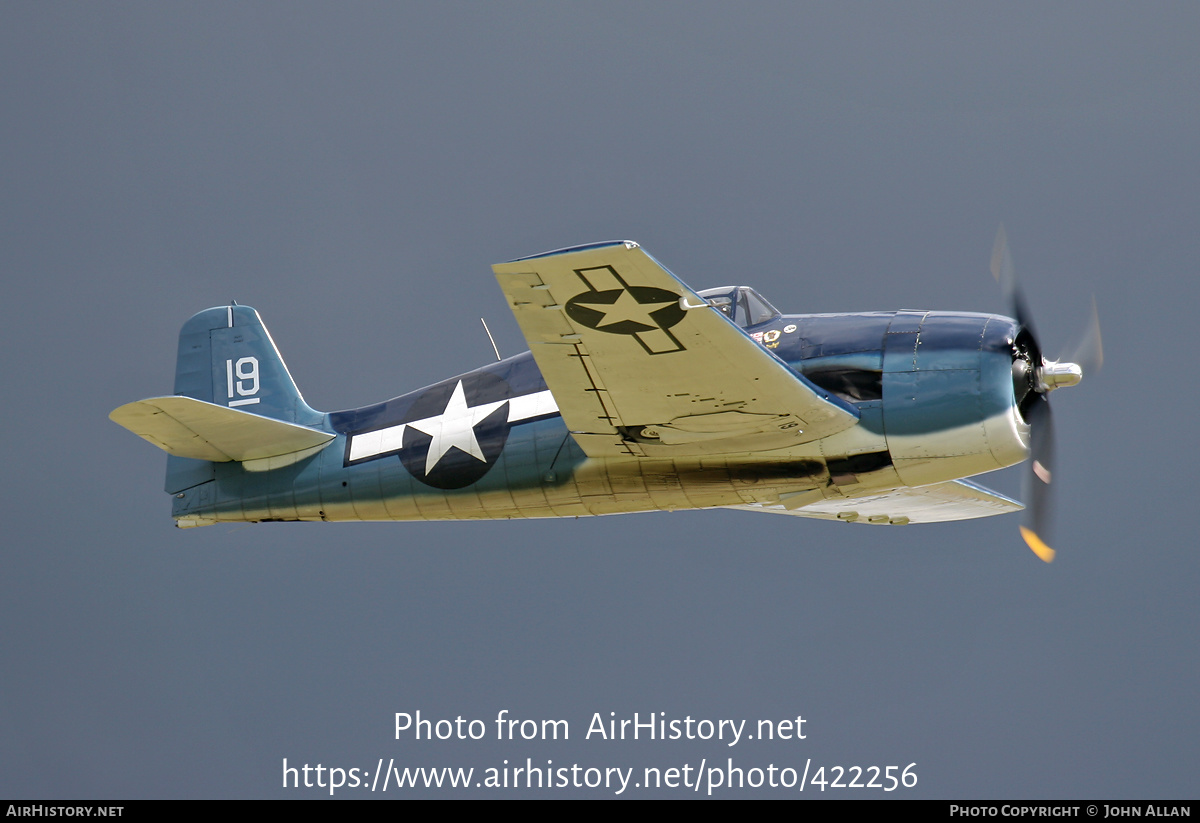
left=990, top=225, right=1041, bottom=360
left=989, top=223, right=1014, bottom=288
left=1021, top=396, right=1056, bottom=562
left=1062, top=296, right=1104, bottom=378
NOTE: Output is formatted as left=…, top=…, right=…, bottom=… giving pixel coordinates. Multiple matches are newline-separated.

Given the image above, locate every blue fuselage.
left=172, top=310, right=1026, bottom=524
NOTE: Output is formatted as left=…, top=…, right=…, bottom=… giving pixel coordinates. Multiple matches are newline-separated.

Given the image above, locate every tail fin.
left=108, top=305, right=328, bottom=497
left=173, top=305, right=322, bottom=426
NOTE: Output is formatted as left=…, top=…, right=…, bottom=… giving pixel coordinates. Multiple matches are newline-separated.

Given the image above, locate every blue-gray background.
left=2, top=3, right=1196, bottom=798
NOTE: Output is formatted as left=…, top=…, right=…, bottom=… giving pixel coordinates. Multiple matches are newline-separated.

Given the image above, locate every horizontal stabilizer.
left=729, top=479, right=1022, bottom=525
left=110, top=396, right=334, bottom=462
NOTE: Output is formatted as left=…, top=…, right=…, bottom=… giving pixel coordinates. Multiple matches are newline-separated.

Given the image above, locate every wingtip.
left=504, top=240, right=636, bottom=263
left=1019, top=526, right=1056, bottom=563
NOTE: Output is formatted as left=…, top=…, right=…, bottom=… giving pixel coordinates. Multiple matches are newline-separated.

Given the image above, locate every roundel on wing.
left=565, top=286, right=685, bottom=335
left=398, top=371, right=512, bottom=490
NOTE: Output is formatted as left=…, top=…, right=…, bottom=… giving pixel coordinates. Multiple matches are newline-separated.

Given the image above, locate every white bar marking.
left=346, top=389, right=559, bottom=463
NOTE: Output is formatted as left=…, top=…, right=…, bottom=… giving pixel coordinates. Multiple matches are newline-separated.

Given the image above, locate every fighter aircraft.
left=110, top=233, right=1099, bottom=561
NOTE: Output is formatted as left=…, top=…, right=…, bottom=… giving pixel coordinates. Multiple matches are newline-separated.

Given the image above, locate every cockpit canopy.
left=696, top=286, right=781, bottom=329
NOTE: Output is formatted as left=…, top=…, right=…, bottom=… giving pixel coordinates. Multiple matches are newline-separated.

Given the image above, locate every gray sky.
left=2, top=2, right=1197, bottom=798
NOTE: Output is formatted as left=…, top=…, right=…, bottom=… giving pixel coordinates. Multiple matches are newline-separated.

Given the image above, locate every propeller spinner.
left=990, top=226, right=1102, bottom=562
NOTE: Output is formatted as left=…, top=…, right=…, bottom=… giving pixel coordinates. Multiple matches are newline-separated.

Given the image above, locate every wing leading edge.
left=494, top=241, right=859, bottom=458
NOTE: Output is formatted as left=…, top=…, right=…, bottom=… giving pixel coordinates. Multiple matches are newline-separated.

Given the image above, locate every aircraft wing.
left=728, top=479, right=1023, bottom=524
left=494, top=241, right=859, bottom=458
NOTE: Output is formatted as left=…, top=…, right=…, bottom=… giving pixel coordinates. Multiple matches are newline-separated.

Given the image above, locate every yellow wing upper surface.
left=493, top=241, right=858, bottom=458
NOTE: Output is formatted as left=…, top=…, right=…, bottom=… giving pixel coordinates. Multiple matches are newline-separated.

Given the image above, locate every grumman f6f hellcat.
left=111, top=234, right=1099, bottom=561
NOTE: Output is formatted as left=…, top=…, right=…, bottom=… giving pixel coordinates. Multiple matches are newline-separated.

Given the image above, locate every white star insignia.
left=405, top=380, right=508, bottom=475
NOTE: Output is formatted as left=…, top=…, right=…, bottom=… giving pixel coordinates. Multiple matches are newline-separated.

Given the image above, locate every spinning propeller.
left=990, top=226, right=1103, bottom=562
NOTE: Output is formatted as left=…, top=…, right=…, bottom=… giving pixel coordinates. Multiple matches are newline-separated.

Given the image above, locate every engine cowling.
left=880, top=312, right=1028, bottom=488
